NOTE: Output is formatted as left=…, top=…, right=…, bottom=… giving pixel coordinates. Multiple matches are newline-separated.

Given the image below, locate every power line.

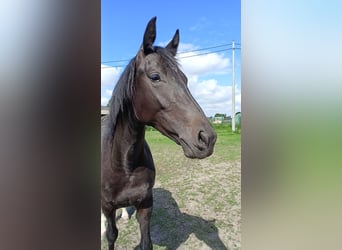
left=101, top=64, right=130, bottom=69
left=179, top=48, right=233, bottom=59
left=101, top=47, right=241, bottom=68
left=101, top=59, right=131, bottom=64
left=101, top=44, right=233, bottom=64
left=177, top=43, right=232, bottom=55
left=101, top=42, right=241, bottom=67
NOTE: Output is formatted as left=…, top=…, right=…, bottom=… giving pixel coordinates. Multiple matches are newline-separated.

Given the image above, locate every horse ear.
left=166, top=29, right=179, bottom=56
left=142, top=16, right=157, bottom=55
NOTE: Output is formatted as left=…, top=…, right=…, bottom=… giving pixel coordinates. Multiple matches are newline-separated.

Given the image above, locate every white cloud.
left=178, top=43, right=199, bottom=52
left=101, top=97, right=109, bottom=106
left=176, top=44, right=239, bottom=117
left=101, top=64, right=122, bottom=106
left=189, top=78, right=241, bottom=117
left=178, top=52, right=229, bottom=76
left=101, top=64, right=122, bottom=86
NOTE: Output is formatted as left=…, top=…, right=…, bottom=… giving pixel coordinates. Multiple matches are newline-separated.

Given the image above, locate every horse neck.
left=112, top=110, right=145, bottom=171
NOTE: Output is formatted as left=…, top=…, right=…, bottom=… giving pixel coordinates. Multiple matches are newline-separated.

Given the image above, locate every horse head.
left=132, top=17, right=216, bottom=159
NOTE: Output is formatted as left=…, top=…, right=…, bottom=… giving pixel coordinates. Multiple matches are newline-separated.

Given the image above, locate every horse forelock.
left=154, top=46, right=180, bottom=70
left=154, top=47, right=187, bottom=84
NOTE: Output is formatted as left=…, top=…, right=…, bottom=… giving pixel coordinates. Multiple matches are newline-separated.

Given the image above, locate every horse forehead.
left=140, top=53, right=184, bottom=81
left=144, top=54, right=163, bottom=67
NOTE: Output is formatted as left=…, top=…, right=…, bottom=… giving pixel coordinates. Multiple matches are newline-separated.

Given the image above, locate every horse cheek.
left=133, top=92, right=154, bottom=123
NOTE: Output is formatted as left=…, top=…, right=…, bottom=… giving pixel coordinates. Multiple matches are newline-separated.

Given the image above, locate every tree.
left=214, top=113, right=226, bottom=118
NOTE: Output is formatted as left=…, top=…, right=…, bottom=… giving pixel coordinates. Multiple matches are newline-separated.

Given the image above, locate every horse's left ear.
left=142, top=16, right=157, bottom=55
left=166, top=29, right=179, bottom=56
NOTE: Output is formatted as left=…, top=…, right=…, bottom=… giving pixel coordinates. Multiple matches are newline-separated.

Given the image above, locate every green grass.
left=210, top=124, right=241, bottom=163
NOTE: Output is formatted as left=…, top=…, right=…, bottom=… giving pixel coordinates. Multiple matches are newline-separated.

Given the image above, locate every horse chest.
left=108, top=167, right=154, bottom=207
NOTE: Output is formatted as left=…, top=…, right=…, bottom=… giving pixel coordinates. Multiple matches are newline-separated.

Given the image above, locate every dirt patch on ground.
left=101, top=158, right=241, bottom=250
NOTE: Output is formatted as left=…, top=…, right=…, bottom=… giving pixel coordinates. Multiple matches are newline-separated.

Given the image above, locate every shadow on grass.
left=150, top=188, right=227, bottom=249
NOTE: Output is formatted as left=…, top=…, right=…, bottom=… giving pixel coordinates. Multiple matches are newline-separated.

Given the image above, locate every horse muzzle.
left=179, top=128, right=217, bottom=159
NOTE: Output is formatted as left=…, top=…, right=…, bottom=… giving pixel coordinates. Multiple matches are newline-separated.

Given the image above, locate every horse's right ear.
left=142, top=16, right=157, bottom=55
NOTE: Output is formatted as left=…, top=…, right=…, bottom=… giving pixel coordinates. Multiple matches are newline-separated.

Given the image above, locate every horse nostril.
left=198, top=131, right=209, bottom=146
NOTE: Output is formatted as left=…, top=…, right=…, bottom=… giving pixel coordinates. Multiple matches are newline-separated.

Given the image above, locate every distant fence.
left=101, top=106, right=109, bottom=116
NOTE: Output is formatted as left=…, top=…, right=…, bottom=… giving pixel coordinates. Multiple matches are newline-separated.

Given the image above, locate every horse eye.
left=149, top=73, right=161, bottom=82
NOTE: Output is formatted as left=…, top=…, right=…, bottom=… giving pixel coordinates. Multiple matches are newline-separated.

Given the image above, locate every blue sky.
left=101, top=0, right=241, bottom=117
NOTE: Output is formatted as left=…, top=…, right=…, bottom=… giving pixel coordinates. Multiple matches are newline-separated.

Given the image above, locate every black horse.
left=101, top=17, right=217, bottom=250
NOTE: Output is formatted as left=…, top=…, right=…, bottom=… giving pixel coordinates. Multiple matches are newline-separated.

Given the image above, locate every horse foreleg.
left=105, top=210, right=118, bottom=250
left=136, top=200, right=153, bottom=250
left=121, top=207, right=129, bottom=219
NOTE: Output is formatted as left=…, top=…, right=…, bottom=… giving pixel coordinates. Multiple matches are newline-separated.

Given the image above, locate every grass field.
left=101, top=124, right=241, bottom=249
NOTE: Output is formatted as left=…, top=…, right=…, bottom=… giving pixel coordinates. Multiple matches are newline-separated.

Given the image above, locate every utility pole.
left=231, top=40, right=236, bottom=132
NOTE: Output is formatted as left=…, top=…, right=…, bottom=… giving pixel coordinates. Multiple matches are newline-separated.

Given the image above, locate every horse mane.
left=105, top=46, right=180, bottom=136
left=106, top=58, right=136, bottom=135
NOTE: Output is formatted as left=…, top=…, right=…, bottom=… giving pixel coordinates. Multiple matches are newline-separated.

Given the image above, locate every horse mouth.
left=153, top=126, right=216, bottom=159
left=178, top=138, right=214, bottom=159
